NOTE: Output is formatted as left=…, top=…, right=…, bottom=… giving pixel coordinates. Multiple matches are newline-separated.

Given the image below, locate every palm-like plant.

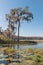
left=6, top=6, right=33, bottom=59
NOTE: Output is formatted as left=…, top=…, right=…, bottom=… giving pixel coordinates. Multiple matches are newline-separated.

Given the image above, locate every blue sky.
left=0, top=0, right=43, bottom=36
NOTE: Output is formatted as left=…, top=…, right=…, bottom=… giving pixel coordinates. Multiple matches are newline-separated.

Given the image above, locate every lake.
left=15, top=43, right=43, bottom=50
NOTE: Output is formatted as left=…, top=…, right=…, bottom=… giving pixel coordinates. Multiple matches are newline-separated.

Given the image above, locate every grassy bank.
left=0, top=47, right=43, bottom=65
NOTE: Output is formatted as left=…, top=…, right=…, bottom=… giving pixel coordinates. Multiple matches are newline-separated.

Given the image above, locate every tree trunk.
left=17, top=21, right=20, bottom=59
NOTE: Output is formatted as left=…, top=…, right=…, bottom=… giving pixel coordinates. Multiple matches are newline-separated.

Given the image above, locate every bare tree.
left=0, top=27, right=2, bottom=34
left=6, top=6, right=33, bottom=59
left=6, top=14, right=16, bottom=39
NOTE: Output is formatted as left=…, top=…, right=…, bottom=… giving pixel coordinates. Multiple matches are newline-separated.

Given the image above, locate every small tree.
left=6, top=6, right=33, bottom=58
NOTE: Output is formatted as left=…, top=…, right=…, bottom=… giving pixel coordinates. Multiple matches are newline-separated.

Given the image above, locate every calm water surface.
left=18, top=43, right=43, bottom=50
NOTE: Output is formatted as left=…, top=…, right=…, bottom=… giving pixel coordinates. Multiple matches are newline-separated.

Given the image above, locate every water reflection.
left=18, top=43, right=43, bottom=50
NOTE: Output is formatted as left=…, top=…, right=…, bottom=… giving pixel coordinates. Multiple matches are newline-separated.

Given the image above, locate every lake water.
left=16, top=43, right=43, bottom=50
